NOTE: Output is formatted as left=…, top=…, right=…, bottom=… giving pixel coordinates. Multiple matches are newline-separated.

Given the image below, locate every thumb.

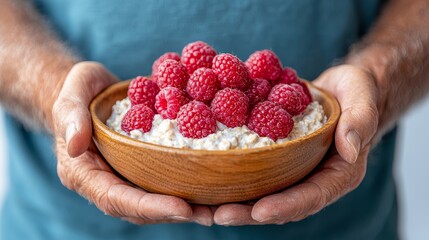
left=314, top=65, right=379, bottom=163
left=52, top=61, right=118, bottom=158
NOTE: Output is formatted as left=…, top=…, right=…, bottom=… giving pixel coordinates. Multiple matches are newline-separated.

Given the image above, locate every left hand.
left=213, top=65, right=380, bottom=225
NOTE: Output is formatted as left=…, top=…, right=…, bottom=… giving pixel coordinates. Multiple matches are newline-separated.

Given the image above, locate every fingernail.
left=168, top=216, right=190, bottom=221
left=194, top=218, right=213, bottom=227
left=65, top=123, right=77, bottom=144
left=346, top=130, right=361, bottom=163
left=217, top=220, right=234, bottom=226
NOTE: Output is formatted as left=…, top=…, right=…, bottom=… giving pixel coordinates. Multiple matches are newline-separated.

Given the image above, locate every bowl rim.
left=90, top=80, right=340, bottom=156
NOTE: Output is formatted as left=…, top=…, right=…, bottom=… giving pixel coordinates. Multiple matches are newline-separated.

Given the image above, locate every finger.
left=191, top=205, right=214, bottom=226
left=252, top=148, right=369, bottom=223
left=123, top=205, right=214, bottom=226
left=52, top=61, right=118, bottom=157
left=214, top=203, right=259, bottom=226
left=251, top=181, right=326, bottom=223
left=102, top=184, right=193, bottom=221
left=314, top=65, right=378, bottom=163
left=56, top=139, right=193, bottom=222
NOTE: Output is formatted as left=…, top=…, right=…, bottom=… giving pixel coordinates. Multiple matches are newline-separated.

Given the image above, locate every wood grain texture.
left=90, top=80, right=340, bottom=205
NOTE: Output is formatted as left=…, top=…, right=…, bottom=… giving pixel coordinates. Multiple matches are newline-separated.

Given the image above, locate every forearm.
left=0, top=0, right=78, bottom=131
left=346, top=0, right=429, bottom=139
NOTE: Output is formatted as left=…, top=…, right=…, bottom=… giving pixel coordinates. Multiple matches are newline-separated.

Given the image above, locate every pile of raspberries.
left=121, top=41, right=311, bottom=141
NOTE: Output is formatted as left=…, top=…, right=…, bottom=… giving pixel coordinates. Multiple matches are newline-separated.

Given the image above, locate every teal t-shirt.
left=1, top=0, right=398, bottom=239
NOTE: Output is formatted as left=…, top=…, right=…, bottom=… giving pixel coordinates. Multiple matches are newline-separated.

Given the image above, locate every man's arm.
left=346, top=0, right=429, bottom=141
left=0, top=0, right=77, bottom=130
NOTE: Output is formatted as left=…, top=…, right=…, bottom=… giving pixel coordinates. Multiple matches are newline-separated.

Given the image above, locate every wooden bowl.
left=90, top=80, right=340, bottom=205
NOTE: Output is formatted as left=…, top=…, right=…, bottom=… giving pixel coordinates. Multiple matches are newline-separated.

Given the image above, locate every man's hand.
left=209, top=0, right=429, bottom=226
left=213, top=65, right=379, bottom=225
left=52, top=61, right=213, bottom=226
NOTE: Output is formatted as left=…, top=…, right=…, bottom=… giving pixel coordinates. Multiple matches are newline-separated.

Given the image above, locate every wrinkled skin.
left=53, top=62, right=378, bottom=226
left=52, top=62, right=213, bottom=226
left=213, top=65, right=378, bottom=225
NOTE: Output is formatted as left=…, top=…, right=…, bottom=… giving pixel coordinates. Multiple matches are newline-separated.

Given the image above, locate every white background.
left=1, top=99, right=429, bottom=238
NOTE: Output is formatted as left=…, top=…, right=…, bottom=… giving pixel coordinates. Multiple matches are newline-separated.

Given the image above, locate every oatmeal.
left=106, top=98, right=327, bottom=150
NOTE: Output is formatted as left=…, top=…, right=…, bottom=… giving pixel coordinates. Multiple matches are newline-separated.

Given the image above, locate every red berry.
left=151, top=52, right=181, bottom=82
left=186, top=67, right=219, bottom=101
left=121, top=104, right=155, bottom=133
left=181, top=41, right=217, bottom=74
left=296, top=81, right=313, bottom=102
left=211, top=88, right=249, bottom=128
left=247, top=101, right=293, bottom=141
left=277, top=67, right=312, bottom=101
left=291, top=83, right=312, bottom=105
left=177, top=101, right=217, bottom=139
left=128, top=76, right=160, bottom=110
left=155, top=87, right=190, bottom=119
left=157, top=59, right=189, bottom=90
left=245, top=78, right=271, bottom=106
left=212, top=53, right=250, bottom=90
left=245, top=50, right=282, bottom=81
left=268, top=83, right=310, bottom=115
left=277, top=67, right=299, bottom=85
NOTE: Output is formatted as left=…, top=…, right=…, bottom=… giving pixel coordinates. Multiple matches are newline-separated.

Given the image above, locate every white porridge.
left=106, top=98, right=327, bottom=150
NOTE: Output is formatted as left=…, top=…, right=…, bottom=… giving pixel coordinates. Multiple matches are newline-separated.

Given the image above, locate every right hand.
left=52, top=61, right=213, bottom=226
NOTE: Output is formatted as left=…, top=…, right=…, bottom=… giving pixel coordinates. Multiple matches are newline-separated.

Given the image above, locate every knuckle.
left=306, top=182, right=327, bottom=212
left=72, top=62, right=115, bottom=94
left=51, top=100, right=65, bottom=127
left=52, top=99, right=79, bottom=132
left=98, top=190, right=119, bottom=217
left=349, top=105, right=378, bottom=127
left=283, top=183, right=327, bottom=223
left=97, top=183, right=123, bottom=218
left=365, top=103, right=379, bottom=130
left=52, top=100, right=62, bottom=116
left=286, top=188, right=317, bottom=219
left=308, top=175, right=344, bottom=208
left=285, top=191, right=305, bottom=218
left=348, top=105, right=379, bottom=142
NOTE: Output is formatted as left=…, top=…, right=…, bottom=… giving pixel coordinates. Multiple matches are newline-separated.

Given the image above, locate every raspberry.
left=155, top=87, right=190, bottom=119
left=289, top=83, right=311, bottom=108
left=296, top=81, right=313, bottom=102
left=277, top=67, right=299, bottom=85
left=157, top=59, right=189, bottom=90
left=177, top=101, right=217, bottom=139
left=186, top=67, right=219, bottom=101
left=211, top=88, right=249, bottom=128
left=245, top=50, right=282, bottom=81
left=277, top=67, right=312, bottom=101
left=247, top=101, right=293, bottom=141
left=121, top=104, right=155, bottom=133
left=245, top=78, right=271, bottom=106
left=127, top=76, right=160, bottom=110
left=151, top=52, right=181, bottom=82
left=268, top=83, right=310, bottom=115
left=212, top=53, right=250, bottom=90
left=181, top=41, right=217, bottom=74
